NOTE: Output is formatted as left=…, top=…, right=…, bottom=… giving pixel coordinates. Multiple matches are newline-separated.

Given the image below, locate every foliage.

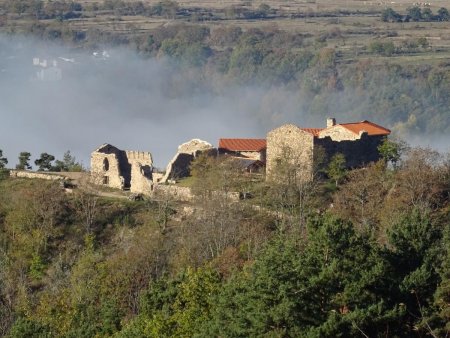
left=381, top=6, right=450, bottom=22
left=381, top=7, right=402, bottom=22
left=34, top=152, right=55, bottom=171
left=0, top=149, right=8, bottom=169
left=377, top=137, right=408, bottom=169
left=326, top=153, right=346, bottom=186
left=368, top=40, right=395, bottom=56
left=0, top=144, right=449, bottom=337
left=16, top=151, right=31, bottom=170
left=53, top=150, right=84, bottom=172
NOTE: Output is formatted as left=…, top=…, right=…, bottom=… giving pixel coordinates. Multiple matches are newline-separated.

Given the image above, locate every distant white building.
left=33, top=57, right=62, bottom=81
left=36, top=67, right=62, bottom=81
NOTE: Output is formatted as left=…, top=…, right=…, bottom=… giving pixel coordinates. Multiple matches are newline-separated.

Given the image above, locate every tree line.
left=381, top=6, right=450, bottom=22
left=0, top=149, right=83, bottom=172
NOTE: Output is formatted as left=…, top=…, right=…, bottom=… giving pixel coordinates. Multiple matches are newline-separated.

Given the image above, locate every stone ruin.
left=88, top=118, right=391, bottom=197
left=160, top=139, right=216, bottom=183
left=90, top=144, right=153, bottom=194
left=90, top=139, right=216, bottom=195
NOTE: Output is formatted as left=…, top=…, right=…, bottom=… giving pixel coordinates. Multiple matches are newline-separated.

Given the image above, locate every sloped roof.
left=301, top=128, right=323, bottom=137
left=94, top=143, right=120, bottom=153
left=219, top=139, right=267, bottom=152
left=339, top=120, right=391, bottom=136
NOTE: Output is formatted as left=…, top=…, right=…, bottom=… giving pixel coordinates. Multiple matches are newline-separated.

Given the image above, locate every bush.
left=368, top=40, right=395, bottom=56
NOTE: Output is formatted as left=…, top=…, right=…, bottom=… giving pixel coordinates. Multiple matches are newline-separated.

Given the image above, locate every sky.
left=0, top=36, right=448, bottom=169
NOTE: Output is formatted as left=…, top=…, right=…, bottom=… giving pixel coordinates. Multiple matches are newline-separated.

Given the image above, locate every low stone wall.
left=9, top=170, right=67, bottom=181
left=152, top=185, right=240, bottom=203
left=153, top=185, right=194, bottom=202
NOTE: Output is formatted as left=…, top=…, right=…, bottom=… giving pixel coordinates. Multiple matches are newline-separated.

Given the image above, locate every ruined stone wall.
left=266, top=124, right=314, bottom=181
left=91, top=145, right=154, bottom=192
left=130, top=163, right=153, bottom=194
left=125, top=151, right=153, bottom=167
left=90, top=152, right=124, bottom=189
left=153, top=185, right=194, bottom=202
left=318, top=125, right=360, bottom=141
left=315, top=134, right=384, bottom=169
left=161, top=139, right=214, bottom=183
left=126, top=150, right=153, bottom=193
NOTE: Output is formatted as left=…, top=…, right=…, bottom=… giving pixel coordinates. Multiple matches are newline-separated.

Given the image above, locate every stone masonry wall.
left=91, top=145, right=153, bottom=192
left=266, top=124, right=315, bottom=181
left=318, top=125, right=360, bottom=141
left=315, top=134, right=384, bottom=169
left=161, top=139, right=214, bottom=183
left=10, top=170, right=66, bottom=181
left=91, top=151, right=124, bottom=189
left=130, top=163, right=153, bottom=194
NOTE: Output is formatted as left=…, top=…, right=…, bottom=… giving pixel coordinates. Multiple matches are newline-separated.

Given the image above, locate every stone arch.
left=103, top=158, right=109, bottom=171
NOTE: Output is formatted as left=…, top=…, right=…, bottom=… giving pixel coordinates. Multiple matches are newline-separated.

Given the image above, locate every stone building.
left=90, top=144, right=153, bottom=194
left=218, top=138, right=267, bottom=161
left=266, top=118, right=391, bottom=181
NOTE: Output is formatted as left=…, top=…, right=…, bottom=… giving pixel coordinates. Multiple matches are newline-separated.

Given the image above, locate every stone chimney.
left=326, top=117, right=336, bottom=128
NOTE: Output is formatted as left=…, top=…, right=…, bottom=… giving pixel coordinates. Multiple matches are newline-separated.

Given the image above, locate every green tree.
left=34, top=153, right=55, bottom=171
left=433, top=225, right=450, bottom=335
left=381, top=7, right=400, bottom=22
left=368, top=40, right=395, bottom=56
left=7, top=317, right=51, bottom=338
left=378, top=137, right=407, bottom=169
left=16, top=151, right=31, bottom=170
left=53, top=150, right=83, bottom=172
left=205, top=215, right=403, bottom=337
left=385, top=210, right=443, bottom=336
left=0, top=149, right=7, bottom=169
left=408, top=6, right=422, bottom=21
left=421, top=7, right=433, bottom=21
left=437, top=7, right=450, bottom=21
left=326, top=153, right=346, bottom=186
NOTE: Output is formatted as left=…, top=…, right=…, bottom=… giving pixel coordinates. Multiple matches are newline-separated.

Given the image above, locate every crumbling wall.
left=91, top=144, right=154, bottom=192
left=153, top=185, right=194, bottom=202
left=126, top=150, right=153, bottom=193
left=266, top=124, right=314, bottom=181
left=130, top=163, right=153, bottom=194
left=126, top=151, right=153, bottom=167
left=91, top=149, right=124, bottom=189
left=161, top=139, right=215, bottom=183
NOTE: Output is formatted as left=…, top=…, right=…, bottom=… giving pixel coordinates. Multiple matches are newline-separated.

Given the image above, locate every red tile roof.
left=219, top=139, right=266, bottom=152
left=339, top=120, right=391, bottom=136
left=301, top=128, right=323, bottom=137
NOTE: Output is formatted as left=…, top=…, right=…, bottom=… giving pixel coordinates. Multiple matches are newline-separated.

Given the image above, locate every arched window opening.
left=103, top=158, right=109, bottom=171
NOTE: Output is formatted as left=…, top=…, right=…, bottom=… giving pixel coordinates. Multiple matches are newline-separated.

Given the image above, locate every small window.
left=103, top=158, right=109, bottom=171
left=103, top=176, right=109, bottom=185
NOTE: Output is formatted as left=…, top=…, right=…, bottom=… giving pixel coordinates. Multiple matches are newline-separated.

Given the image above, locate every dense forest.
left=0, top=142, right=449, bottom=337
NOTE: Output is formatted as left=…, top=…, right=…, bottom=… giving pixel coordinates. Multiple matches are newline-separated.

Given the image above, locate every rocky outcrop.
left=161, top=139, right=216, bottom=183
